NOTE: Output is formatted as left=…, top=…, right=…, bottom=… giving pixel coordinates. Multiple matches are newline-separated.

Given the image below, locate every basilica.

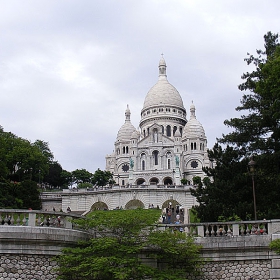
left=106, top=57, right=211, bottom=187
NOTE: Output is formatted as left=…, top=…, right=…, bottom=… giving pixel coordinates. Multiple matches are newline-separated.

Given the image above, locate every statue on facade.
left=129, top=158, right=134, bottom=169
left=175, top=155, right=179, bottom=167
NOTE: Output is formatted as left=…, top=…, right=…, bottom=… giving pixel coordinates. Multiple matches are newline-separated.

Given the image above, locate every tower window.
left=153, top=151, right=159, bottom=165
left=167, top=125, right=171, bottom=137
left=142, top=160, right=145, bottom=170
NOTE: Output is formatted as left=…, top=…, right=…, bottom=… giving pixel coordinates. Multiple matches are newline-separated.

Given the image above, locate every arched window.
left=191, top=143, right=193, bottom=150
left=123, top=147, right=125, bottom=154
left=153, top=151, right=159, bottom=165
left=143, top=130, right=146, bottom=137
left=126, top=146, right=128, bottom=153
left=142, top=160, right=145, bottom=170
left=162, top=125, right=164, bottom=134
left=173, top=126, right=177, bottom=136
left=166, top=125, right=171, bottom=137
left=167, top=159, right=171, bottom=169
left=194, top=142, right=197, bottom=150
left=147, top=128, right=150, bottom=135
left=179, top=127, right=183, bottom=136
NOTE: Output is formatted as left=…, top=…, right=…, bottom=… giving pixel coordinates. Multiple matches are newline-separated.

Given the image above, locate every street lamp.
left=248, top=157, right=257, bottom=221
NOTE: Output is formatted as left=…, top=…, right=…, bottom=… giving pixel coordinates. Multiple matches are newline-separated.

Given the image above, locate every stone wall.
left=196, top=260, right=271, bottom=280
left=0, top=254, right=58, bottom=280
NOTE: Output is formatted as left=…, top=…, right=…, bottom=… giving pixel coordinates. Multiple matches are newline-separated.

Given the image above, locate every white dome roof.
left=142, top=58, right=185, bottom=111
left=182, top=103, right=206, bottom=140
left=131, top=129, right=140, bottom=139
left=116, top=105, right=137, bottom=142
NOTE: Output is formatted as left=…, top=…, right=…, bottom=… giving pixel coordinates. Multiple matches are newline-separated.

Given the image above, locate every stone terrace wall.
left=194, top=260, right=271, bottom=280
left=0, top=255, right=58, bottom=280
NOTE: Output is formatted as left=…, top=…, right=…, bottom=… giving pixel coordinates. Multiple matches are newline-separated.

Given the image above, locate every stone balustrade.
left=160, top=219, right=274, bottom=237
left=0, top=209, right=83, bottom=230
left=61, top=184, right=193, bottom=193
left=1, top=209, right=280, bottom=279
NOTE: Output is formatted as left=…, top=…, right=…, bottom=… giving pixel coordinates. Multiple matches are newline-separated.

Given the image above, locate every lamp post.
left=248, top=157, right=257, bottom=221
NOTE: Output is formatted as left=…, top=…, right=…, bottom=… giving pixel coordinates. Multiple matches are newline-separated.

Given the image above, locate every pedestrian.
left=162, top=212, right=166, bottom=223
left=167, top=209, right=172, bottom=224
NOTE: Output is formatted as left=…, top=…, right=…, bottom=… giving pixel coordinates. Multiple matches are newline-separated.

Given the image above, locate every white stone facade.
left=106, top=57, right=211, bottom=187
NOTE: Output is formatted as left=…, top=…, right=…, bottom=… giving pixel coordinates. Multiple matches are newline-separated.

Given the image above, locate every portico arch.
left=163, top=177, right=173, bottom=185
left=90, top=201, right=108, bottom=211
left=125, top=199, right=145, bottom=209
left=149, top=177, right=159, bottom=185
left=136, top=178, right=145, bottom=185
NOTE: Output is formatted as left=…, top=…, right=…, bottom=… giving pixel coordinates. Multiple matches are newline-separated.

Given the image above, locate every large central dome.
left=142, top=57, right=185, bottom=111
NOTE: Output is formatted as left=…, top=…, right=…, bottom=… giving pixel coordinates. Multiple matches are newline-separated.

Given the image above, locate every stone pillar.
left=174, top=167, right=180, bottom=186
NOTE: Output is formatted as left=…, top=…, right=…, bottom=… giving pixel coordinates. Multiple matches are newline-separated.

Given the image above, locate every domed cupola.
left=182, top=102, right=206, bottom=140
left=131, top=129, right=140, bottom=140
left=140, top=57, right=187, bottom=130
left=116, top=105, right=137, bottom=142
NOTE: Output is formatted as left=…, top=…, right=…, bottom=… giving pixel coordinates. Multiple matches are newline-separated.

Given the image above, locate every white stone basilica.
left=106, top=57, right=211, bottom=187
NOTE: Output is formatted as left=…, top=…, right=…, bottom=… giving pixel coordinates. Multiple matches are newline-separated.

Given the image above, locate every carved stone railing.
left=0, top=209, right=84, bottom=230
left=158, top=219, right=280, bottom=237
left=61, top=184, right=193, bottom=193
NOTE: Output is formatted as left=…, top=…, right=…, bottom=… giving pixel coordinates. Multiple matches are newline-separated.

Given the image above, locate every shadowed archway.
left=125, top=199, right=145, bottom=209
left=90, top=202, right=109, bottom=211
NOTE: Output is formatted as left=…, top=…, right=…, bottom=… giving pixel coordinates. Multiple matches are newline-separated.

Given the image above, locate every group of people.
left=161, top=203, right=184, bottom=232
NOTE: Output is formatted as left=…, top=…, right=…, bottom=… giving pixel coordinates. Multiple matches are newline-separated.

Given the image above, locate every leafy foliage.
left=270, top=238, right=280, bottom=255
left=192, top=32, right=280, bottom=222
left=91, top=168, right=114, bottom=187
left=56, top=209, right=203, bottom=280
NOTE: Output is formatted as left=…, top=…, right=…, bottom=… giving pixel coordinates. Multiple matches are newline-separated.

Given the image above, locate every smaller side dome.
left=131, top=130, right=140, bottom=140
left=182, top=103, right=206, bottom=140
left=116, top=105, right=137, bottom=142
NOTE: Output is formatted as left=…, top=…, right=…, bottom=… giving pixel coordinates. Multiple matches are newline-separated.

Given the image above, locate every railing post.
left=232, top=223, right=239, bottom=236
left=28, top=212, right=36, bottom=227
left=197, top=225, right=204, bottom=237
left=65, top=217, right=73, bottom=229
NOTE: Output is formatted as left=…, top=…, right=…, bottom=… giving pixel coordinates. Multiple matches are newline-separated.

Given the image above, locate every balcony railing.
left=0, top=209, right=84, bottom=230
left=158, top=220, right=274, bottom=237
left=1, top=209, right=279, bottom=238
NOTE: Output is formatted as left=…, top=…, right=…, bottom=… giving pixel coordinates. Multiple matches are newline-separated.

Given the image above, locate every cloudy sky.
left=0, top=0, right=279, bottom=173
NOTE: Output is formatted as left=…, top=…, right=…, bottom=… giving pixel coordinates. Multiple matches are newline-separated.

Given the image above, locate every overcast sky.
left=0, top=0, right=279, bottom=173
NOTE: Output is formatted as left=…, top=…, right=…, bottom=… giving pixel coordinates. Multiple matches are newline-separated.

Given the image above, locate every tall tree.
left=220, top=31, right=280, bottom=155
left=191, top=144, right=252, bottom=222
left=91, top=168, right=114, bottom=187
left=55, top=209, right=203, bottom=280
left=72, top=168, right=93, bottom=185
left=192, top=32, right=280, bottom=221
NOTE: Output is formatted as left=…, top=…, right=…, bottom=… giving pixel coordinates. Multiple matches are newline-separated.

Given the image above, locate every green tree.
left=0, top=127, right=54, bottom=208
left=193, top=32, right=280, bottom=222
left=221, top=31, right=280, bottom=156
left=60, top=170, right=74, bottom=188
left=191, top=144, right=252, bottom=222
left=91, top=168, right=114, bottom=187
left=72, top=169, right=93, bottom=185
left=43, top=161, right=64, bottom=188
left=55, top=209, right=203, bottom=280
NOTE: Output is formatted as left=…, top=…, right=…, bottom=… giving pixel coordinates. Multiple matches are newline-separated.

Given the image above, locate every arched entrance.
left=90, top=201, right=109, bottom=211
left=149, top=177, right=159, bottom=185
left=125, top=199, right=145, bottom=209
left=163, top=177, right=173, bottom=185
left=162, top=199, right=185, bottom=224
left=136, top=178, right=145, bottom=185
